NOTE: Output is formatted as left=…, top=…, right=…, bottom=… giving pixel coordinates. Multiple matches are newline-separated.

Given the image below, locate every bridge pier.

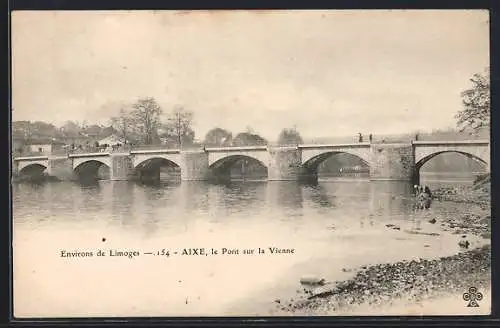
left=369, top=143, right=416, bottom=182
left=11, top=157, right=19, bottom=178
left=47, top=157, right=75, bottom=181
left=268, top=147, right=312, bottom=182
left=180, top=151, right=211, bottom=181
left=110, top=154, right=134, bottom=181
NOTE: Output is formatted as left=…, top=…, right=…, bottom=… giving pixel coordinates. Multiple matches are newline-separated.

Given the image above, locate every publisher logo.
left=463, top=287, right=483, bottom=307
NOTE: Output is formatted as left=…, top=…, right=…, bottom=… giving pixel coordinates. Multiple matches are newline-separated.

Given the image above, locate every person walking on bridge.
left=358, top=133, right=363, bottom=143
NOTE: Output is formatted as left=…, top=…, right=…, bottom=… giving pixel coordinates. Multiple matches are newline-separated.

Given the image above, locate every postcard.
left=11, top=9, right=491, bottom=317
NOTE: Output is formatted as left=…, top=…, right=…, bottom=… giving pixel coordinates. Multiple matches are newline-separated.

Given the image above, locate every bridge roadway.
left=12, top=140, right=490, bottom=183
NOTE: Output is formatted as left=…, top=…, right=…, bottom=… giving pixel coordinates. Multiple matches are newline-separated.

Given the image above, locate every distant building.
left=20, top=138, right=65, bottom=154
left=12, top=137, right=25, bottom=153
left=99, top=134, right=126, bottom=146
left=60, top=131, right=89, bottom=145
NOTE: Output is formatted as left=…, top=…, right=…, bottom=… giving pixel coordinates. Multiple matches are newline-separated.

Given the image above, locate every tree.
left=164, top=106, right=195, bottom=147
left=60, top=121, right=83, bottom=136
left=232, top=130, right=267, bottom=146
left=456, top=68, right=490, bottom=133
left=204, top=127, right=232, bottom=146
left=130, top=97, right=163, bottom=145
left=277, top=127, right=303, bottom=145
left=110, top=108, right=133, bottom=144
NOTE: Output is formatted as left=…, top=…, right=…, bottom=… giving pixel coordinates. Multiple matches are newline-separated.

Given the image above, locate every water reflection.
left=369, top=181, right=414, bottom=220
left=109, top=181, right=137, bottom=228
left=13, top=178, right=465, bottom=237
left=266, top=181, right=303, bottom=210
left=206, top=182, right=267, bottom=220
left=75, top=180, right=104, bottom=215
left=303, top=184, right=336, bottom=209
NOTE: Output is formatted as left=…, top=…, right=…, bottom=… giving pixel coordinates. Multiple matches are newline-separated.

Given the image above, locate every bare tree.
left=130, top=97, right=163, bottom=145
left=110, top=108, right=133, bottom=144
left=166, top=106, right=195, bottom=147
left=456, top=68, right=490, bottom=133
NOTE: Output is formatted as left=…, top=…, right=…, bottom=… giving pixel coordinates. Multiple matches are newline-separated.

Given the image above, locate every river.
left=12, top=175, right=484, bottom=317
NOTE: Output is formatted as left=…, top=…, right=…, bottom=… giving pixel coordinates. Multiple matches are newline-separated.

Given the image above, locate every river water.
left=12, top=175, right=486, bottom=317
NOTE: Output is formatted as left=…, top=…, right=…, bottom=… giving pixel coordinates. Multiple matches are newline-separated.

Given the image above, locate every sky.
left=11, top=10, right=489, bottom=141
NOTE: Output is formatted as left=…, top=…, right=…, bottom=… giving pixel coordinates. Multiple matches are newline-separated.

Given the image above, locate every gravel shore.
left=272, top=183, right=492, bottom=315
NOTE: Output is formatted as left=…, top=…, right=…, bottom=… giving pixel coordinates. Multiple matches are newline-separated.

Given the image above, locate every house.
left=60, top=131, right=89, bottom=146
left=21, top=138, right=65, bottom=154
left=12, top=137, right=25, bottom=153
left=98, top=133, right=126, bottom=146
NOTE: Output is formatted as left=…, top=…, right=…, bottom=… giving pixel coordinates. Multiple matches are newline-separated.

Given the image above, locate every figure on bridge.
left=358, top=133, right=363, bottom=143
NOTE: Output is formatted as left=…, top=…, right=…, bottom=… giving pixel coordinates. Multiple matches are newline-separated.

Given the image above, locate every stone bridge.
left=12, top=140, right=490, bottom=184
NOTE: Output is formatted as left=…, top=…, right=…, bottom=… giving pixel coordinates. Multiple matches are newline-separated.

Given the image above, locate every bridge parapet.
left=206, top=145, right=268, bottom=152
left=299, top=142, right=371, bottom=149
left=412, top=140, right=490, bottom=146
left=14, top=155, right=49, bottom=161
left=69, top=152, right=111, bottom=158
left=130, top=149, right=180, bottom=155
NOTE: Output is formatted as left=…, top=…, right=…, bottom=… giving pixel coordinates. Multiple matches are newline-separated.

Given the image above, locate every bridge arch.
left=135, top=157, right=181, bottom=169
left=414, top=143, right=490, bottom=170
left=134, top=157, right=181, bottom=181
left=18, top=160, right=49, bottom=173
left=415, top=150, right=489, bottom=183
left=73, top=159, right=111, bottom=181
left=209, top=154, right=268, bottom=181
left=18, top=163, right=48, bottom=178
left=72, top=157, right=112, bottom=170
left=301, top=150, right=370, bottom=176
left=208, top=151, right=269, bottom=168
left=131, top=153, right=182, bottom=169
left=414, top=143, right=490, bottom=185
left=416, top=150, right=488, bottom=170
left=302, top=146, right=371, bottom=166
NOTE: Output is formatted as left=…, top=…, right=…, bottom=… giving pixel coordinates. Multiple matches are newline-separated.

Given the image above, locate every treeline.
left=12, top=97, right=304, bottom=148
left=109, top=97, right=304, bottom=147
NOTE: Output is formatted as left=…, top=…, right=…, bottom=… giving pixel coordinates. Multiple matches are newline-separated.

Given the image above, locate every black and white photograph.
left=11, top=10, right=491, bottom=317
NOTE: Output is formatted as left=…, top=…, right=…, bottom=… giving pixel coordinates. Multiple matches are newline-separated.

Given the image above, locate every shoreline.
left=275, top=245, right=490, bottom=316
left=266, top=183, right=492, bottom=316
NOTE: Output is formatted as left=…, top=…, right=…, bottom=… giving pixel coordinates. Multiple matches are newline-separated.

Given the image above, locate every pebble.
left=300, top=275, right=326, bottom=286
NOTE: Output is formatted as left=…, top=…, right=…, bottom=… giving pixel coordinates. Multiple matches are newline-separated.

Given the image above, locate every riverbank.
left=431, top=173, right=490, bottom=207
left=270, top=181, right=491, bottom=316
left=274, top=245, right=490, bottom=315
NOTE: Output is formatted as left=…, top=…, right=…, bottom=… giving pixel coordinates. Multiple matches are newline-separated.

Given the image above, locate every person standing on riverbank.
left=414, top=185, right=432, bottom=209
